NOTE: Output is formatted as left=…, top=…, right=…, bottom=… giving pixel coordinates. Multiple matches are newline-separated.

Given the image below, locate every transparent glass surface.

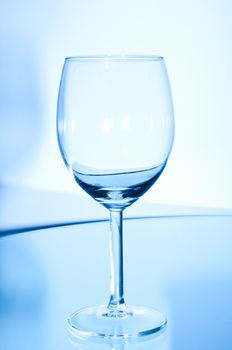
left=1, top=215, right=232, bottom=349
left=56, top=55, right=174, bottom=338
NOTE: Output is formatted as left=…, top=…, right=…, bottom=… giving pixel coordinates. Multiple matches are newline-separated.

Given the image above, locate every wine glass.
left=57, top=55, right=174, bottom=339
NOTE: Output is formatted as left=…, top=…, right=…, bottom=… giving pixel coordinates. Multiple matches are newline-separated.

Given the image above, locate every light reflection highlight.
left=103, top=118, right=114, bottom=134
left=122, top=116, right=131, bottom=132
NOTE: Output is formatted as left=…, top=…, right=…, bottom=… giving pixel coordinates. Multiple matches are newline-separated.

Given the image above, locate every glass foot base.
left=68, top=305, right=167, bottom=339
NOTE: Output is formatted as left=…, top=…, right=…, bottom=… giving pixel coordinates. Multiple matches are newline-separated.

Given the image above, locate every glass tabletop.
left=1, top=215, right=232, bottom=350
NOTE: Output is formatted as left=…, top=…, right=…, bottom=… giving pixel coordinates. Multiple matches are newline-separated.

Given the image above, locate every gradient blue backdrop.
left=1, top=0, right=232, bottom=208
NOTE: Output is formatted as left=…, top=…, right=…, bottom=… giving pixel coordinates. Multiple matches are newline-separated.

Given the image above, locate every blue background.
left=1, top=3, right=232, bottom=348
left=1, top=0, right=232, bottom=208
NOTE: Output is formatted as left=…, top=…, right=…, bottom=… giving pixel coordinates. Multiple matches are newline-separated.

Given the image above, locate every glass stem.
left=107, top=209, right=126, bottom=312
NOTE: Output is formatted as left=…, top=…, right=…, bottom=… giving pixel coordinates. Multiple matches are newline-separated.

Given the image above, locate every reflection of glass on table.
left=1, top=215, right=232, bottom=349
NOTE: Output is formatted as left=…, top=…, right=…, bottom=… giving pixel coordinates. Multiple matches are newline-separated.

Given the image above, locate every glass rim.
left=65, top=54, right=164, bottom=62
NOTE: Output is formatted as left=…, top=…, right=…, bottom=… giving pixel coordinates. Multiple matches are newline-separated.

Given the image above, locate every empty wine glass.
left=57, top=55, right=174, bottom=339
